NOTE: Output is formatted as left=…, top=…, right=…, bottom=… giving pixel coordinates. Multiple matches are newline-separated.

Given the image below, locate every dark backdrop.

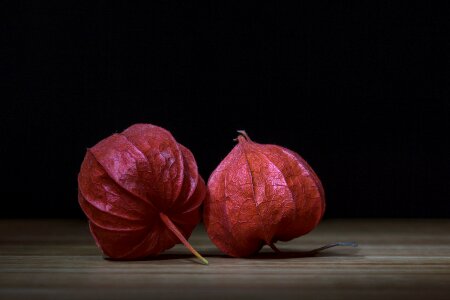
left=1, top=2, right=449, bottom=218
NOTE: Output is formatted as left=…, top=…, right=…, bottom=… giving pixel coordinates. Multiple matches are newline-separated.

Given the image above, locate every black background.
left=1, top=2, right=449, bottom=218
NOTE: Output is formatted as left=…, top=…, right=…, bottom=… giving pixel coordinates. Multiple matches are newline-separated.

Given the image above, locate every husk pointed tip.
left=197, top=255, right=209, bottom=265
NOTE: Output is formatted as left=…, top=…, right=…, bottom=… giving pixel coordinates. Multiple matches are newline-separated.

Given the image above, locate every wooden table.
left=1, top=219, right=449, bottom=300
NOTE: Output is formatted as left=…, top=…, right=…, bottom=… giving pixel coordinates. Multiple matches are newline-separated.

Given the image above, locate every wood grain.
left=1, top=219, right=449, bottom=300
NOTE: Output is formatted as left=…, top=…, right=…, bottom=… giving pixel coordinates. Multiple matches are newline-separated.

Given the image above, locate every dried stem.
left=268, top=241, right=357, bottom=256
left=236, top=130, right=252, bottom=142
left=307, top=242, right=358, bottom=255
left=159, top=213, right=208, bottom=265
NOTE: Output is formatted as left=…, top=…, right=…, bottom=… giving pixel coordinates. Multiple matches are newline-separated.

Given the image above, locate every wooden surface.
left=1, top=219, right=449, bottom=300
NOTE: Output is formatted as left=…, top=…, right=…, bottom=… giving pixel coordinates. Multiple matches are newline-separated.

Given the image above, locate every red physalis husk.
left=204, top=131, right=326, bottom=257
left=78, top=124, right=208, bottom=264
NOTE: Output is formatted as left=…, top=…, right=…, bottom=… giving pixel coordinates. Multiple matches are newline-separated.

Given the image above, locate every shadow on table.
left=249, top=248, right=361, bottom=259
left=105, top=242, right=359, bottom=263
left=105, top=253, right=195, bottom=262
left=209, top=242, right=360, bottom=260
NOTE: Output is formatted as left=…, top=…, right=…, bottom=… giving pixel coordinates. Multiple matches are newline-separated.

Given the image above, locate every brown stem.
left=269, top=242, right=357, bottom=256
left=307, top=242, right=358, bottom=255
left=159, top=213, right=208, bottom=265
